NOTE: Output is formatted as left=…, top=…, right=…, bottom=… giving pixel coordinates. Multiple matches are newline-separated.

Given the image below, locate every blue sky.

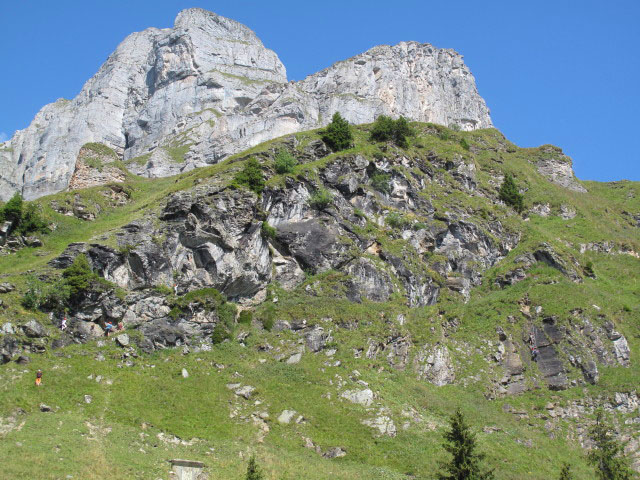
left=1, top=1, right=638, bottom=181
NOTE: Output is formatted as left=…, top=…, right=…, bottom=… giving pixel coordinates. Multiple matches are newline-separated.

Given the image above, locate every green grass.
left=0, top=122, right=638, bottom=479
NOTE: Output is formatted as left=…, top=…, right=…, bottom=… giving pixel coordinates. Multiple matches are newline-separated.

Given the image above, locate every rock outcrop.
left=0, top=8, right=492, bottom=200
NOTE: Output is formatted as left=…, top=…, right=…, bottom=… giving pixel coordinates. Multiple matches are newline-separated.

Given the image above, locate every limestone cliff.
left=0, top=8, right=492, bottom=200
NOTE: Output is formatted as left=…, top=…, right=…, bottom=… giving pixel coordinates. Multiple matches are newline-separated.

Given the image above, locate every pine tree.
left=393, top=116, right=413, bottom=148
left=436, top=409, right=494, bottom=480
left=587, top=410, right=633, bottom=480
left=245, top=456, right=263, bottom=480
left=558, top=462, right=574, bottom=480
left=498, top=173, right=524, bottom=213
left=369, top=115, right=414, bottom=148
left=321, top=112, right=353, bottom=151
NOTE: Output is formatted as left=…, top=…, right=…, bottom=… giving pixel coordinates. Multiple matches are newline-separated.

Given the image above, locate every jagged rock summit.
left=0, top=8, right=492, bottom=200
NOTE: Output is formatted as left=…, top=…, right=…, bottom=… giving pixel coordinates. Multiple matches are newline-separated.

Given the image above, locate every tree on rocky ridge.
left=498, top=173, right=524, bottom=213
left=435, top=409, right=494, bottom=480
left=321, top=112, right=353, bottom=151
left=587, top=410, right=633, bottom=480
left=370, top=115, right=414, bottom=148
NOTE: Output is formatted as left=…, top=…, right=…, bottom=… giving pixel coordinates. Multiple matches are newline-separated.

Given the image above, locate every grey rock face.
left=532, top=322, right=568, bottom=390
left=341, top=388, right=374, bottom=407
left=22, top=320, right=47, bottom=338
left=535, top=147, right=586, bottom=193
left=0, top=8, right=492, bottom=200
left=1, top=335, right=20, bottom=363
left=414, top=344, right=455, bottom=386
left=362, top=414, right=397, bottom=437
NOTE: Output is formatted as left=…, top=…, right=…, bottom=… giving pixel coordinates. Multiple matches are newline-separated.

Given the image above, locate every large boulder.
left=22, top=320, right=48, bottom=338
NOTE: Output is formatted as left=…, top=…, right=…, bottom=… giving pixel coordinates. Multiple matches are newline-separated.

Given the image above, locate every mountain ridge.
left=0, top=8, right=491, bottom=200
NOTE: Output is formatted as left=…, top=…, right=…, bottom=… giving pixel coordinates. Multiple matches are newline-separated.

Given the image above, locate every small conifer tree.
left=558, top=462, right=574, bottom=480
left=370, top=115, right=395, bottom=143
left=245, top=456, right=263, bottom=480
left=321, top=112, right=353, bottom=151
left=436, top=409, right=494, bottom=480
left=587, top=410, right=633, bottom=480
left=498, top=173, right=524, bottom=213
left=393, top=116, right=413, bottom=148
left=370, top=115, right=413, bottom=147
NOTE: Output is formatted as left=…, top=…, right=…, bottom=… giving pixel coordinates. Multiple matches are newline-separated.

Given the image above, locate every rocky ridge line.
left=0, top=7, right=492, bottom=200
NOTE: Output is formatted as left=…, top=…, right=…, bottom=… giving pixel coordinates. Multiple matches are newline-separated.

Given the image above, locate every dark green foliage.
left=1, top=192, right=23, bottom=223
left=237, top=310, right=253, bottom=325
left=558, top=462, right=574, bottom=480
left=587, top=410, right=633, bottom=480
left=245, top=456, right=263, bottom=480
left=498, top=173, right=524, bottom=213
left=371, top=172, right=392, bottom=194
left=370, top=115, right=414, bottom=148
left=62, top=254, right=95, bottom=298
left=460, top=137, right=471, bottom=151
left=309, top=188, right=333, bottom=210
left=17, top=203, right=49, bottom=236
left=369, top=116, right=395, bottom=143
left=22, top=275, right=70, bottom=312
left=261, top=221, right=277, bottom=241
left=450, top=123, right=462, bottom=132
left=321, top=112, right=353, bottom=152
left=393, top=116, right=413, bottom=148
left=584, top=261, right=595, bottom=277
left=218, top=302, right=237, bottom=330
left=233, top=158, right=265, bottom=194
left=0, top=192, right=49, bottom=237
left=259, top=303, right=276, bottom=331
left=435, top=409, right=494, bottom=480
left=211, top=323, right=231, bottom=344
left=23, top=254, right=107, bottom=311
left=274, top=149, right=298, bottom=174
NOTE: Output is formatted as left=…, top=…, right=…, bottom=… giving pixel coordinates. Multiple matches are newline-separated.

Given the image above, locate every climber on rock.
left=530, top=344, right=539, bottom=362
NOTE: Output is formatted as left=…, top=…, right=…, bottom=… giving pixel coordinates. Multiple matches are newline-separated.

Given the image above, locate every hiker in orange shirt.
left=35, top=369, right=43, bottom=386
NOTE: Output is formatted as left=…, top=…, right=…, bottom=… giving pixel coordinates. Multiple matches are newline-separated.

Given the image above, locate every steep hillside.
left=0, top=123, right=638, bottom=480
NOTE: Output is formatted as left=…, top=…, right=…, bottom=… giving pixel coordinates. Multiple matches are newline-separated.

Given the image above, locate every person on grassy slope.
left=35, top=369, right=42, bottom=386
left=104, top=321, right=114, bottom=337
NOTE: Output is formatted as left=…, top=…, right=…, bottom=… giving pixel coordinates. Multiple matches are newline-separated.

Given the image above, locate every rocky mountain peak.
left=0, top=8, right=497, bottom=200
left=174, top=8, right=263, bottom=45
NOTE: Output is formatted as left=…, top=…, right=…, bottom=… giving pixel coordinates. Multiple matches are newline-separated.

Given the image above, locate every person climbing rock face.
left=530, top=345, right=539, bottom=362
left=35, top=369, right=43, bottom=386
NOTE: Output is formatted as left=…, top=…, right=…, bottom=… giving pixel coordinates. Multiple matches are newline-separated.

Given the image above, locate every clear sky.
left=1, top=1, right=638, bottom=181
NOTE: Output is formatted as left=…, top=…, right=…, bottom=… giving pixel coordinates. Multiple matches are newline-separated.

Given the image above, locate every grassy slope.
left=0, top=124, right=638, bottom=479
